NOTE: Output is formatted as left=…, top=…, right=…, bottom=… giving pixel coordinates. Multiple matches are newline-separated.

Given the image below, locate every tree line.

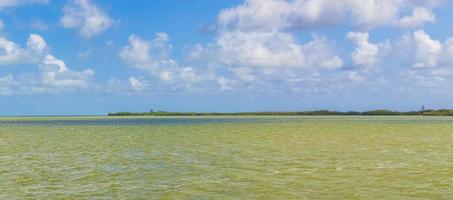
left=107, top=109, right=453, bottom=116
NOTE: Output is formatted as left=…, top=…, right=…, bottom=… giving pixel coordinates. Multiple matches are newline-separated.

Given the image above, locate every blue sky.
left=0, top=0, right=453, bottom=115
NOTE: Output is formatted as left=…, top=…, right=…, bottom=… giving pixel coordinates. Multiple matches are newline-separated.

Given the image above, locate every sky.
left=0, top=0, right=453, bottom=115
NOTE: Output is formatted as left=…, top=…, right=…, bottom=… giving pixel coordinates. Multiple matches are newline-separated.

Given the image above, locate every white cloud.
left=187, top=0, right=449, bottom=93
left=347, top=0, right=402, bottom=29
left=397, top=7, right=435, bottom=28
left=128, top=76, right=149, bottom=92
left=190, top=30, right=343, bottom=82
left=0, top=34, right=95, bottom=94
left=401, top=30, right=453, bottom=87
left=119, top=33, right=211, bottom=90
left=119, top=33, right=180, bottom=81
left=219, top=31, right=342, bottom=70
left=218, top=0, right=348, bottom=31
left=218, top=0, right=295, bottom=31
left=60, top=0, right=114, bottom=37
left=0, top=37, right=25, bottom=65
left=26, top=33, right=47, bottom=54
left=216, top=31, right=306, bottom=69
left=110, top=1, right=451, bottom=94
left=0, top=34, right=47, bottom=65
left=412, top=29, right=442, bottom=68
left=39, top=54, right=94, bottom=89
left=203, top=0, right=446, bottom=91
left=347, top=32, right=389, bottom=68
left=0, top=0, right=47, bottom=9
left=119, top=0, right=445, bottom=93
left=216, top=77, right=237, bottom=91
left=119, top=34, right=158, bottom=70
left=218, top=0, right=439, bottom=31
left=105, top=77, right=153, bottom=95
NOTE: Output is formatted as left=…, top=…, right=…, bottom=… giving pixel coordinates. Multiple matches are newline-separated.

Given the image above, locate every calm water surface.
left=1, top=116, right=453, bottom=126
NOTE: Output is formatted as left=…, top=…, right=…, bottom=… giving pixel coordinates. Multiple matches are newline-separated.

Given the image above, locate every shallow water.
left=0, top=115, right=452, bottom=126
left=1, top=116, right=453, bottom=199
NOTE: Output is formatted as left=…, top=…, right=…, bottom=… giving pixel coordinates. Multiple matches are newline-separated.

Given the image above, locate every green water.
left=1, top=117, right=453, bottom=199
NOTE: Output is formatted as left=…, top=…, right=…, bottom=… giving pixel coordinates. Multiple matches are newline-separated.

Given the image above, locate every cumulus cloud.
left=397, top=7, right=435, bottom=28
left=27, top=33, right=47, bottom=54
left=119, top=33, right=211, bottom=91
left=0, top=34, right=95, bottom=94
left=218, top=0, right=439, bottom=31
left=398, top=29, right=453, bottom=87
left=0, top=34, right=47, bottom=65
left=119, top=33, right=177, bottom=77
left=115, top=0, right=446, bottom=93
left=219, top=31, right=342, bottom=70
left=347, top=32, right=390, bottom=68
left=119, top=35, right=151, bottom=67
left=39, top=54, right=94, bottom=89
left=60, top=0, right=114, bottom=37
left=412, top=29, right=442, bottom=68
left=109, top=0, right=452, bottom=94
left=112, top=0, right=451, bottom=94
left=0, top=37, right=25, bottom=65
left=207, top=0, right=441, bottom=90
left=189, top=31, right=343, bottom=82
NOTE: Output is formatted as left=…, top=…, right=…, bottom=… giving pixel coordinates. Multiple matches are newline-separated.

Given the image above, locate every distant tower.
left=421, top=105, right=425, bottom=112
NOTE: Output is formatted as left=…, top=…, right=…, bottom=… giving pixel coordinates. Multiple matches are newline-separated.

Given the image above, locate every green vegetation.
left=1, top=116, right=453, bottom=198
left=108, top=109, right=453, bottom=116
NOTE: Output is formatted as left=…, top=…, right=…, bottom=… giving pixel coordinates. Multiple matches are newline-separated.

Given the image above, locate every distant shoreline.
left=107, top=109, right=453, bottom=116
